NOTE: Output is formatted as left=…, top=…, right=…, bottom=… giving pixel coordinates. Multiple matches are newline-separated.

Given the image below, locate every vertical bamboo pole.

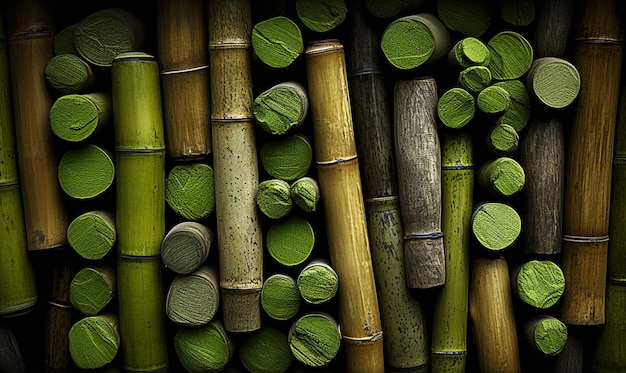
left=112, top=51, right=168, bottom=372
left=305, top=38, right=384, bottom=373
left=561, top=0, right=624, bottom=325
left=5, top=0, right=68, bottom=251
left=208, top=0, right=263, bottom=333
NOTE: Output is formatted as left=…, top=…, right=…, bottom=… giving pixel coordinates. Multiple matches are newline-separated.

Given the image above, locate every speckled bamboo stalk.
left=208, top=0, right=263, bottom=333
left=111, top=51, right=168, bottom=372
left=561, top=0, right=624, bottom=325
left=305, top=38, right=384, bottom=373
left=157, top=0, right=211, bottom=160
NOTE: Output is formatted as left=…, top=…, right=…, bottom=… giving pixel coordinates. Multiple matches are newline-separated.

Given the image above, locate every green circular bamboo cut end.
left=261, top=274, right=301, bottom=321
left=493, top=79, right=531, bottom=132
left=485, top=157, right=525, bottom=196
left=69, top=267, right=115, bottom=316
left=296, top=0, right=348, bottom=33
left=381, top=15, right=436, bottom=70
left=437, top=87, right=475, bottom=129
left=54, top=23, right=79, bottom=55
left=252, top=16, right=303, bottom=69
left=487, top=31, right=534, bottom=80
left=477, top=85, right=511, bottom=114
left=67, top=210, right=116, bottom=260
left=166, top=163, right=215, bottom=220
left=527, top=57, right=581, bottom=109
left=50, top=94, right=102, bottom=142
left=174, top=321, right=232, bottom=373
left=288, top=313, right=341, bottom=367
left=515, top=260, right=565, bottom=309
left=458, top=65, right=492, bottom=93
left=533, top=318, right=567, bottom=355
left=253, top=83, right=308, bottom=136
left=45, top=54, right=94, bottom=94
left=266, top=216, right=315, bottom=266
left=239, top=327, right=293, bottom=373
left=58, top=144, right=115, bottom=200
left=290, top=177, right=320, bottom=213
left=161, top=222, right=213, bottom=274
left=472, top=202, right=521, bottom=251
left=166, top=274, right=219, bottom=326
left=437, top=0, right=491, bottom=37
left=487, top=123, right=519, bottom=155
left=297, top=262, right=338, bottom=304
left=69, top=315, right=120, bottom=370
left=260, top=133, right=313, bottom=182
left=257, top=179, right=293, bottom=219
left=500, top=0, right=534, bottom=26
left=449, top=37, right=491, bottom=68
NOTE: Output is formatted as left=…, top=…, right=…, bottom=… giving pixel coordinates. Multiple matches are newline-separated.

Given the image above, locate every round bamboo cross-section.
left=526, top=56, right=581, bottom=109
left=44, top=54, right=96, bottom=94
left=68, top=314, right=120, bottom=370
left=252, top=16, right=303, bottom=69
left=49, top=93, right=111, bottom=143
left=260, top=133, right=313, bottom=182
left=511, top=260, right=565, bottom=309
left=165, top=162, right=215, bottom=221
left=174, top=320, right=233, bottom=373
left=239, top=327, right=293, bottom=373
left=290, top=177, right=320, bottom=213
left=69, top=266, right=116, bottom=316
left=166, top=265, right=220, bottom=326
left=296, top=259, right=338, bottom=305
left=58, top=144, right=115, bottom=200
left=256, top=179, right=293, bottom=219
left=266, top=215, right=315, bottom=266
left=161, top=221, right=214, bottom=275
left=288, top=312, right=342, bottom=368
left=296, top=0, right=348, bottom=33
left=261, top=273, right=300, bottom=321
left=67, top=210, right=116, bottom=260
left=472, top=202, right=522, bottom=251
left=253, top=81, right=309, bottom=135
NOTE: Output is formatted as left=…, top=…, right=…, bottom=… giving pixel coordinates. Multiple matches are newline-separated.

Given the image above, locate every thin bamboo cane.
left=5, top=0, right=68, bottom=251
left=111, top=51, right=168, bottom=372
left=305, top=38, right=384, bottom=373
left=157, top=0, right=211, bottom=160
left=208, top=0, right=263, bottom=333
left=561, top=0, right=624, bottom=325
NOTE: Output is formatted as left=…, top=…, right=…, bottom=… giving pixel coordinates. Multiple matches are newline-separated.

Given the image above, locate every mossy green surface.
left=45, top=54, right=94, bottom=94
left=58, top=144, right=115, bottom=200
left=266, top=215, right=315, bottom=266
left=53, top=23, right=79, bottom=55
left=261, top=273, right=300, bottom=321
left=487, top=31, right=534, bottom=80
left=260, top=133, right=312, bottom=182
left=436, top=0, right=491, bottom=37
left=67, top=210, right=116, bottom=260
left=253, top=83, right=308, bottom=135
left=165, top=162, right=215, bottom=220
left=297, top=261, right=338, bottom=304
left=50, top=93, right=108, bottom=142
left=526, top=57, right=581, bottom=109
left=69, top=315, right=120, bottom=369
left=471, top=202, right=521, bottom=251
left=514, top=260, right=565, bottom=309
left=479, top=157, right=525, bottom=196
left=290, top=177, right=320, bottom=212
left=458, top=65, right=492, bottom=93
left=532, top=317, right=567, bottom=355
left=500, top=0, right=535, bottom=26
left=477, top=85, right=511, bottom=114
left=493, top=79, right=531, bottom=132
left=239, top=327, right=292, bottom=373
left=296, top=0, right=348, bottom=32
left=69, top=267, right=115, bottom=316
left=381, top=15, right=435, bottom=70
left=166, top=273, right=219, bottom=325
left=252, top=16, right=303, bottom=69
left=174, top=321, right=232, bottom=373
left=449, top=36, right=491, bottom=68
left=256, top=179, right=293, bottom=219
left=288, top=313, right=341, bottom=367
left=437, top=87, right=475, bottom=129
left=487, top=123, right=519, bottom=155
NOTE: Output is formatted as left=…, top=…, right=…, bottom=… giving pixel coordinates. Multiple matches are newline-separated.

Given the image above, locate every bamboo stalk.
left=157, top=0, right=211, bottom=160
left=305, top=38, right=384, bottom=373
left=561, top=0, right=624, bottom=325
left=111, top=51, right=168, bottom=372
left=208, top=0, right=263, bottom=333
left=532, top=0, right=576, bottom=58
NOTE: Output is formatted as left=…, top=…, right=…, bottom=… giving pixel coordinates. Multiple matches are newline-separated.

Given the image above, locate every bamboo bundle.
left=561, top=0, right=624, bottom=325
left=111, top=51, right=168, bottom=371
left=305, top=38, right=384, bottom=373
left=157, top=0, right=211, bottom=160
left=5, top=0, right=68, bottom=251
left=208, top=0, right=264, bottom=333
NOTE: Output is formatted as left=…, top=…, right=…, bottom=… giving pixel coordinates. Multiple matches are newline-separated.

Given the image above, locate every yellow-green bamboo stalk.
left=305, top=38, right=384, bottom=373
left=208, top=0, right=263, bottom=333
left=431, top=130, right=473, bottom=373
left=111, top=51, right=168, bottom=372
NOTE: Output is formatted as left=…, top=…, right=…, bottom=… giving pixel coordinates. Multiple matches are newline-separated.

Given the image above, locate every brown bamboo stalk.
left=305, top=39, right=384, bottom=373
left=561, top=0, right=624, bottom=325
left=157, top=0, right=212, bottom=160
left=532, top=0, right=576, bottom=58
left=208, top=0, right=264, bottom=333
left=5, top=0, right=68, bottom=251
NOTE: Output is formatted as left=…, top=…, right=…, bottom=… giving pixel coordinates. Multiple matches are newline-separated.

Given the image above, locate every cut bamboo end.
left=75, top=8, right=146, bottom=67
left=53, top=23, right=78, bottom=55
left=288, top=312, right=341, bottom=368
left=436, top=0, right=491, bottom=37
left=290, top=176, right=320, bottom=213
left=493, top=79, right=532, bottom=132
left=524, top=315, right=568, bottom=356
left=67, top=210, right=116, bottom=260
left=437, top=87, right=475, bottom=129
left=68, top=314, right=120, bottom=370
left=296, top=0, right=348, bottom=33
left=260, top=133, right=313, bottom=182
left=166, top=265, right=220, bottom=326
left=165, top=162, right=215, bottom=221
left=174, top=320, right=233, bottom=373
left=256, top=179, right=293, bottom=219
left=161, top=221, right=214, bottom=275
left=58, top=144, right=115, bottom=200
left=50, top=92, right=111, bottom=143
left=487, top=31, right=534, bottom=80
left=477, top=85, right=511, bottom=115
left=253, top=81, right=309, bottom=136
left=297, top=259, right=338, bottom=305
left=44, top=54, right=96, bottom=94
left=458, top=65, right=492, bottom=93
left=69, top=266, right=116, bottom=316
left=261, top=273, right=300, bottom=321
left=500, top=0, right=535, bottom=26
left=526, top=57, right=581, bottom=109
left=220, top=288, right=261, bottom=333
left=448, top=36, right=491, bottom=68
left=381, top=13, right=451, bottom=70
left=266, top=215, right=315, bottom=266
left=252, top=16, right=303, bottom=69
left=486, top=123, right=519, bottom=155
left=477, top=157, right=525, bottom=196
left=472, top=202, right=522, bottom=251
left=239, top=327, right=293, bottom=373
left=511, top=260, right=565, bottom=309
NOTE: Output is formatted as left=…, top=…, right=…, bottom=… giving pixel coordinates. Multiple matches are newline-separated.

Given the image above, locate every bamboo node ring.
left=116, top=253, right=163, bottom=260
left=404, top=231, right=444, bottom=240
left=342, top=331, right=383, bottom=343
left=562, top=234, right=609, bottom=243
left=160, top=65, right=209, bottom=75
left=47, top=299, right=74, bottom=310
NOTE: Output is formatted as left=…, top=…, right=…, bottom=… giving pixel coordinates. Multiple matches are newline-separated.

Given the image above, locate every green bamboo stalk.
left=161, top=221, right=214, bottom=275
left=68, top=314, right=120, bottom=370
left=260, top=133, right=313, bottom=182
left=592, top=282, right=626, bottom=372
left=69, top=265, right=116, bottom=316
left=266, top=214, right=315, bottom=266
left=174, top=320, right=234, bottom=373
left=49, top=92, right=111, bottom=143
left=431, top=130, right=473, bottom=373
left=111, top=51, right=168, bottom=372
left=166, top=265, right=220, bottom=326
left=165, top=162, right=215, bottom=221
left=252, top=16, right=303, bottom=69
left=239, top=327, right=293, bottom=373
left=57, top=144, right=115, bottom=200
left=67, top=210, right=116, bottom=260
left=260, top=273, right=301, bottom=321
left=288, top=312, right=342, bottom=368
left=296, top=258, right=338, bottom=305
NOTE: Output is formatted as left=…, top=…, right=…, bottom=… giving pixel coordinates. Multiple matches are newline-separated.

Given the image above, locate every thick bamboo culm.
left=111, top=52, right=168, bottom=372
left=431, top=130, right=473, bottom=373
left=0, top=8, right=37, bottom=317
left=348, top=4, right=428, bottom=369
left=156, top=0, right=211, bottom=160
left=561, top=0, right=625, bottom=325
left=305, top=39, right=384, bottom=373
left=394, top=77, right=445, bottom=288
left=5, top=0, right=68, bottom=251
left=208, top=0, right=264, bottom=333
